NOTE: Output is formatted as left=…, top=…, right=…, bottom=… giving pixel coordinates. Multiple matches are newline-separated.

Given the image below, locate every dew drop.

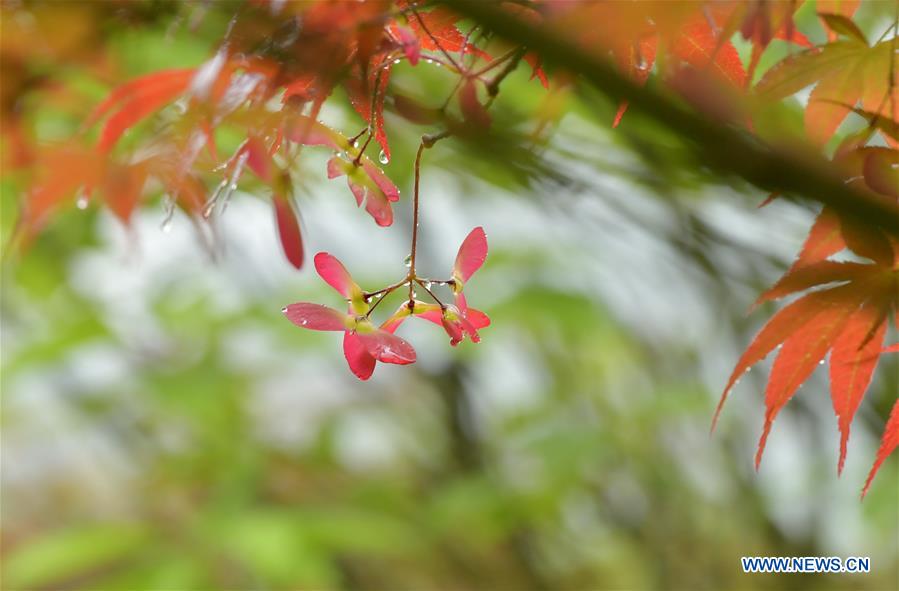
left=423, top=281, right=432, bottom=289
left=281, top=307, right=288, bottom=313
left=819, top=359, right=825, bottom=365
left=161, top=219, right=173, bottom=234
left=412, top=290, right=418, bottom=299
left=76, top=194, right=89, bottom=210
left=393, top=58, right=401, bottom=65
left=403, top=254, right=412, bottom=267
left=352, top=139, right=359, bottom=148
left=378, top=150, right=389, bottom=165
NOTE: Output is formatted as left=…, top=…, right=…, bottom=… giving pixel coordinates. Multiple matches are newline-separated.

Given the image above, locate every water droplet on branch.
left=403, top=254, right=412, bottom=267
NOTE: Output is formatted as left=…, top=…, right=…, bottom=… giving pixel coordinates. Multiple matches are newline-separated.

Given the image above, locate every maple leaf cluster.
left=523, top=0, right=897, bottom=496
left=5, top=0, right=536, bottom=261
left=2, top=1, right=898, bottom=495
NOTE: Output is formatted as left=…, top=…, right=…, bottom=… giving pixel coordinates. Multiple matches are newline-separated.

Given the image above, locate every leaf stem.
left=415, top=277, right=446, bottom=307
left=470, top=47, right=520, bottom=78
left=409, top=141, right=427, bottom=303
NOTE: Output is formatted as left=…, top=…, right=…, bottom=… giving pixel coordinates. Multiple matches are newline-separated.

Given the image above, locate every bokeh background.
left=1, top=2, right=897, bottom=590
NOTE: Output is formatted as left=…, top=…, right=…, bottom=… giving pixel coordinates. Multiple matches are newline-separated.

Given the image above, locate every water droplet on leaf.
left=76, top=194, right=89, bottom=210
left=378, top=150, right=389, bottom=165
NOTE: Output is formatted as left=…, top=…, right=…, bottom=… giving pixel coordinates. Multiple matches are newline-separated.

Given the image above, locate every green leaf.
left=755, top=41, right=865, bottom=100
left=818, top=13, right=868, bottom=45
left=3, top=524, right=147, bottom=589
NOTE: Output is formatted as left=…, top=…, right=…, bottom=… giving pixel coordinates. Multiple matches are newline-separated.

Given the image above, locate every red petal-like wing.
left=454, top=227, right=488, bottom=283
left=344, top=332, right=377, bottom=380
left=314, top=252, right=359, bottom=299
left=283, top=303, right=346, bottom=331
left=274, top=195, right=304, bottom=269
left=357, top=329, right=416, bottom=364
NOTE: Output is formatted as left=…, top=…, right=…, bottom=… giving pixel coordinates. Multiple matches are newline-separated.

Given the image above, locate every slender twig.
left=364, top=277, right=410, bottom=300
left=409, top=141, right=427, bottom=302
left=485, top=46, right=526, bottom=100
left=417, top=277, right=455, bottom=286
left=470, top=47, right=521, bottom=78
left=440, top=75, right=467, bottom=112
left=348, top=126, right=369, bottom=146
left=875, top=17, right=898, bottom=44
left=364, top=283, right=401, bottom=316
left=415, top=277, right=447, bottom=307
left=423, top=55, right=464, bottom=73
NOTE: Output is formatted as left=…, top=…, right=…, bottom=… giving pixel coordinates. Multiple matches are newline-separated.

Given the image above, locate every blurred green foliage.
left=1, top=2, right=897, bottom=591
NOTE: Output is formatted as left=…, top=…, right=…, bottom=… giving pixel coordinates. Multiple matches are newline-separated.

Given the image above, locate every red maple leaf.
left=716, top=213, right=898, bottom=496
